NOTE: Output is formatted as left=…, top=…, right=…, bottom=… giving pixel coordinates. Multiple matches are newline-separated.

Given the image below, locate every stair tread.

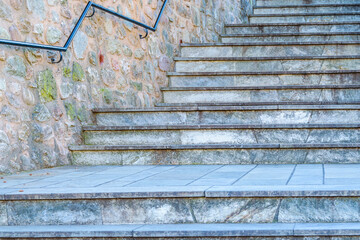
left=175, top=55, right=360, bottom=61
left=93, top=104, right=360, bottom=113
left=5, top=164, right=360, bottom=200
left=221, top=32, right=360, bottom=37
left=181, top=41, right=360, bottom=47
left=254, top=3, right=360, bottom=8
left=251, top=12, right=360, bottom=16
left=70, top=143, right=360, bottom=151
left=83, top=124, right=360, bottom=131
left=161, top=85, right=360, bottom=91
left=2, top=223, right=360, bottom=238
left=226, top=21, right=360, bottom=27
left=167, top=70, right=360, bottom=76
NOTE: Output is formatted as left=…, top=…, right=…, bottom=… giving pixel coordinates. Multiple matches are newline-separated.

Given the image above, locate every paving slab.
left=1, top=165, right=360, bottom=200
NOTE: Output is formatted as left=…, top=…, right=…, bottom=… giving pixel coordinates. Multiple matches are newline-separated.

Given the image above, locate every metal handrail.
left=0, top=0, right=168, bottom=63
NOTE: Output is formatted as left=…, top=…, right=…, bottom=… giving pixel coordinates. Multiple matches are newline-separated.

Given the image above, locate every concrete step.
left=71, top=143, right=360, bottom=164
left=167, top=71, right=360, bottom=87
left=254, top=4, right=360, bottom=14
left=257, top=0, right=360, bottom=6
left=93, top=105, right=360, bottom=126
left=4, top=165, right=360, bottom=226
left=225, top=22, right=360, bottom=34
left=174, top=56, right=360, bottom=72
left=221, top=32, right=360, bottom=43
left=180, top=42, right=360, bottom=58
left=161, top=85, right=360, bottom=104
left=3, top=223, right=360, bottom=238
left=83, top=124, right=360, bottom=146
left=174, top=55, right=360, bottom=72
left=250, top=13, right=360, bottom=24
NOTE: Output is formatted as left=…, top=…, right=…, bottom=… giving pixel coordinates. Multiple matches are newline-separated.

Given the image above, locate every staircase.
left=5, top=0, right=360, bottom=238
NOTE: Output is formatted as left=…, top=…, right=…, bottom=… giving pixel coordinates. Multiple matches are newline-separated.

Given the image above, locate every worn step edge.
left=251, top=12, right=360, bottom=17
left=3, top=223, right=360, bottom=238
left=174, top=55, right=360, bottom=61
left=83, top=124, right=360, bottom=131
left=181, top=41, right=360, bottom=47
left=155, top=102, right=360, bottom=107
left=93, top=104, right=360, bottom=113
left=225, top=21, right=360, bottom=27
left=221, top=32, right=360, bottom=37
left=250, top=12, right=360, bottom=17
left=254, top=3, right=360, bottom=8
left=161, top=85, right=360, bottom=91
left=7, top=185, right=360, bottom=200
left=167, top=70, right=360, bottom=76
left=69, top=143, right=360, bottom=151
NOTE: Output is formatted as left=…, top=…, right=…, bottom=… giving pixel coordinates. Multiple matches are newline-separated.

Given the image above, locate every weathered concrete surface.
left=95, top=107, right=360, bottom=126
left=168, top=73, right=360, bottom=87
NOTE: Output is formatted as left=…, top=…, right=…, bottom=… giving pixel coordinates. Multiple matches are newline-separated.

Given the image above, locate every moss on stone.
left=72, top=62, right=85, bottom=82
left=64, top=102, right=76, bottom=121
left=77, top=105, right=88, bottom=123
left=131, top=81, right=143, bottom=91
left=37, top=69, right=57, bottom=103
left=101, top=88, right=112, bottom=105
left=63, top=67, right=71, bottom=78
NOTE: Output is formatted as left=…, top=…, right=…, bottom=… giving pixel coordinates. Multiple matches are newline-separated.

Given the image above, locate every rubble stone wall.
left=0, top=0, right=255, bottom=173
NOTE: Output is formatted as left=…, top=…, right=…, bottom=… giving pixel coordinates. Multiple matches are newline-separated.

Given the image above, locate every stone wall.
left=0, top=0, right=255, bottom=174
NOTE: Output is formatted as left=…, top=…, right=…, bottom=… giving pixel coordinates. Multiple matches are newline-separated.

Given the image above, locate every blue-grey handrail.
left=0, top=0, right=168, bottom=63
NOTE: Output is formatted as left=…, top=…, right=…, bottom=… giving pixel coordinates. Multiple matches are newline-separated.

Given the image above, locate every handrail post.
left=0, top=0, right=168, bottom=63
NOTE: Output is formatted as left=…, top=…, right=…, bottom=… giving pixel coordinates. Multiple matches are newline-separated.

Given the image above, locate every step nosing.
left=254, top=3, right=360, bottom=8
left=250, top=12, right=360, bottom=17
left=175, top=55, right=360, bottom=61
left=181, top=41, right=360, bottom=47
left=161, top=85, right=360, bottom=91
left=83, top=124, right=360, bottom=131
left=2, top=223, right=360, bottom=238
left=167, top=70, right=360, bottom=76
left=221, top=32, right=360, bottom=37
left=93, top=104, right=360, bottom=113
left=225, top=21, right=360, bottom=27
left=69, top=143, right=360, bottom=151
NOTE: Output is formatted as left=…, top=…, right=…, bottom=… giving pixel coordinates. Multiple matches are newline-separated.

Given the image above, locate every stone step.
left=225, top=22, right=360, bottom=34
left=93, top=105, right=360, bottom=126
left=83, top=124, right=360, bottom=146
left=70, top=144, right=360, bottom=165
left=180, top=42, right=360, bottom=58
left=221, top=32, right=360, bottom=43
left=167, top=71, right=360, bottom=87
left=161, top=85, right=360, bottom=104
left=3, top=223, right=360, bottom=239
left=174, top=56, right=360, bottom=72
left=4, top=165, right=360, bottom=226
left=254, top=4, right=360, bottom=14
left=250, top=13, right=360, bottom=24
left=257, top=0, right=360, bottom=6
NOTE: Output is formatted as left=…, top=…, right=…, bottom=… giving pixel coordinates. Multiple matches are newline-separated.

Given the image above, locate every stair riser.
left=225, top=24, right=360, bottom=34
left=175, top=59, right=360, bottom=72
left=163, top=89, right=360, bottom=104
left=181, top=45, right=360, bottom=58
left=72, top=148, right=360, bottom=165
left=254, top=6, right=360, bottom=15
left=95, top=109, right=360, bottom=126
left=169, top=73, right=360, bottom=87
left=257, top=0, right=360, bottom=6
left=5, top=197, right=360, bottom=225
left=84, top=129, right=360, bottom=146
left=222, top=35, right=360, bottom=43
left=250, top=15, right=360, bottom=24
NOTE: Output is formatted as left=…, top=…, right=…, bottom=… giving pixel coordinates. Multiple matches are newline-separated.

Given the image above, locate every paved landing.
left=0, top=164, right=359, bottom=199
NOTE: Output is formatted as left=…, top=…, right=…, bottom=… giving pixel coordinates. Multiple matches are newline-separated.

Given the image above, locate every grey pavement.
left=0, top=164, right=359, bottom=196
